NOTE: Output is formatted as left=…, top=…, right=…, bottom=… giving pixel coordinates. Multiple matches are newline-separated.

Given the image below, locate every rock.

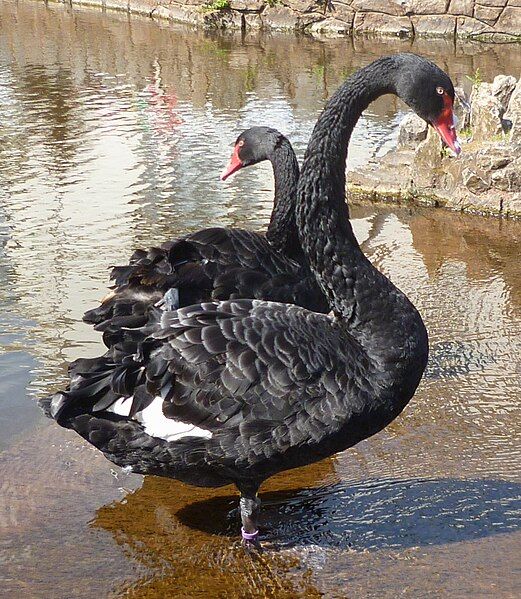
left=298, top=11, right=325, bottom=28
left=490, top=158, right=521, bottom=191
left=244, top=12, right=263, bottom=29
left=353, top=12, right=413, bottom=37
left=308, top=17, right=352, bottom=35
left=157, top=3, right=202, bottom=25
left=454, top=86, right=471, bottom=132
left=329, top=3, right=355, bottom=25
left=479, top=0, right=507, bottom=6
left=492, top=75, right=517, bottom=110
left=462, top=168, right=490, bottom=194
left=350, top=70, right=521, bottom=217
left=496, top=7, right=521, bottom=34
left=475, top=146, right=513, bottom=171
left=128, top=0, right=155, bottom=16
left=104, top=0, right=131, bottom=11
left=470, top=83, right=504, bottom=141
left=398, top=113, right=428, bottom=147
left=504, top=78, right=521, bottom=142
left=263, top=5, right=299, bottom=29
left=263, top=5, right=324, bottom=29
left=474, top=5, right=503, bottom=24
left=503, top=193, right=521, bottom=216
left=285, top=0, right=322, bottom=12
left=351, top=0, right=408, bottom=17
left=173, top=0, right=207, bottom=6
left=229, top=0, right=264, bottom=9
left=456, top=16, right=490, bottom=36
left=414, top=126, right=443, bottom=175
left=405, top=0, right=447, bottom=14
left=448, top=0, right=473, bottom=16
left=412, top=15, right=456, bottom=37
left=504, top=77, right=521, bottom=120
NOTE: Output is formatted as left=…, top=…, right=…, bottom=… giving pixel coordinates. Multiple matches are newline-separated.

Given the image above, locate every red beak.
left=220, top=144, right=243, bottom=180
left=432, top=95, right=461, bottom=156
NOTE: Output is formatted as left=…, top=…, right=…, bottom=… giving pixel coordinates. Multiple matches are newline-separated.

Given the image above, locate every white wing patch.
left=107, top=396, right=213, bottom=442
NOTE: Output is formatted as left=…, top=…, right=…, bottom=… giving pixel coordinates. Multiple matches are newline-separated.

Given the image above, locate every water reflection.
left=0, top=1, right=520, bottom=597
left=94, top=472, right=335, bottom=598
left=91, top=474, right=521, bottom=596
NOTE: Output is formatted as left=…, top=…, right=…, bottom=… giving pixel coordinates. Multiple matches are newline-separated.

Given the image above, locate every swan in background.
left=84, top=126, right=329, bottom=348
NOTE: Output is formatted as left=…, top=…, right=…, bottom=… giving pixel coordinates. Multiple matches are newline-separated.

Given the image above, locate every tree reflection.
left=16, top=66, right=84, bottom=180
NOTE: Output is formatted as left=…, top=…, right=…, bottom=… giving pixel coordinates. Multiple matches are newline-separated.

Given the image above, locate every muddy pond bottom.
left=1, top=1, right=521, bottom=597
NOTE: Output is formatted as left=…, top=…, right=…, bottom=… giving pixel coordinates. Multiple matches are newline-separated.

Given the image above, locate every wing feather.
left=82, top=228, right=328, bottom=344
left=130, top=299, right=369, bottom=469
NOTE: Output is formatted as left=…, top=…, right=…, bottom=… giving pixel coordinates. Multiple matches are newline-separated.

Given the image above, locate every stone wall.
left=50, top=0, right=521, bottom=40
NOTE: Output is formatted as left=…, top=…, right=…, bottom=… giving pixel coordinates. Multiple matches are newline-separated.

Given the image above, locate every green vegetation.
left=466, top=68, right=482, bottom=88
left=203, top=0, right=230, bottom=11
left=459, top=127, right=472, bottom=140
left=490, top=131, right=512, bottom=143
left=265, top=0, right=280, bottom=6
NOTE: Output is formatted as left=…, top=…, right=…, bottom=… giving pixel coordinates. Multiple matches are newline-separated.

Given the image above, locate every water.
left=1, top=1, right=520, bottom=597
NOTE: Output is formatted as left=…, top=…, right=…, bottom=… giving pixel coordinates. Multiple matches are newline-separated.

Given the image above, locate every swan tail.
left=61, top=412, right=224, bottom=485
left=112, top=245, right=173, bottom=286
left=45, top=345, right=148, bottom=423
left=65, top=411, right=172, bottom=475
left=82, top=243, right=177, bottom=327
left=42, top=355, right=109, bottom=419
left=45, top=339, right=223, bottom=486
left=38, top=395, right=55, bottom=419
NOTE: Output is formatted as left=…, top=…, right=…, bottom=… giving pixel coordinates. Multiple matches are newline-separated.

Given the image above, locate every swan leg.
left=239, top=494, right=262, bottom=545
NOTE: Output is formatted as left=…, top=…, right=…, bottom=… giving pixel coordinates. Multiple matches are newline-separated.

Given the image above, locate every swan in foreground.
left=46, top=54, right=460, bottom=544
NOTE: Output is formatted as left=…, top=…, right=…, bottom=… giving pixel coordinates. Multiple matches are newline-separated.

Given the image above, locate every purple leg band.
left=241, top=527, right=259, bottom=541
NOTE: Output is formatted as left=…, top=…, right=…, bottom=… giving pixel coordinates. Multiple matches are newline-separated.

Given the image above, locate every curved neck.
left=297, top=56, right=428, bottom=369
left=265, top=138, right=303, bottom=262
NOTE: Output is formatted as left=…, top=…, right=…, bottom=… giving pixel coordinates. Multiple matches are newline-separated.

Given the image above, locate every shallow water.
left=1, top=1, right=520, bottom=597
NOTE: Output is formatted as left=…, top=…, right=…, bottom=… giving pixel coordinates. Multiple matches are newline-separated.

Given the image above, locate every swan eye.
left=238, top=140, right=245, bottom=147
left=436, top=86, right=445, bottom=95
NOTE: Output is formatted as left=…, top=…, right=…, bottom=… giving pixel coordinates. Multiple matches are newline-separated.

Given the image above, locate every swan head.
left=393, top=54, right=461, bottom=156
left=221, top=127, right=286, bottom=180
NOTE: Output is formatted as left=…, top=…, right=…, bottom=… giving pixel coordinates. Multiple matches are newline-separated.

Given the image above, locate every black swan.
left=84, top=126, right=328, bottom=346
left=47, top=54, right=460, bottom=544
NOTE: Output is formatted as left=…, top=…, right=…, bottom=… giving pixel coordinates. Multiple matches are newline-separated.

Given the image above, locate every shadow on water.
left=180, top=478, right=521, bottom=551
left=95, top=475, right=521, bottom=553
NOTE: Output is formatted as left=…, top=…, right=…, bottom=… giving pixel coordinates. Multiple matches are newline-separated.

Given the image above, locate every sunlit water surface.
left=0, top=1, right=520, bottom=597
